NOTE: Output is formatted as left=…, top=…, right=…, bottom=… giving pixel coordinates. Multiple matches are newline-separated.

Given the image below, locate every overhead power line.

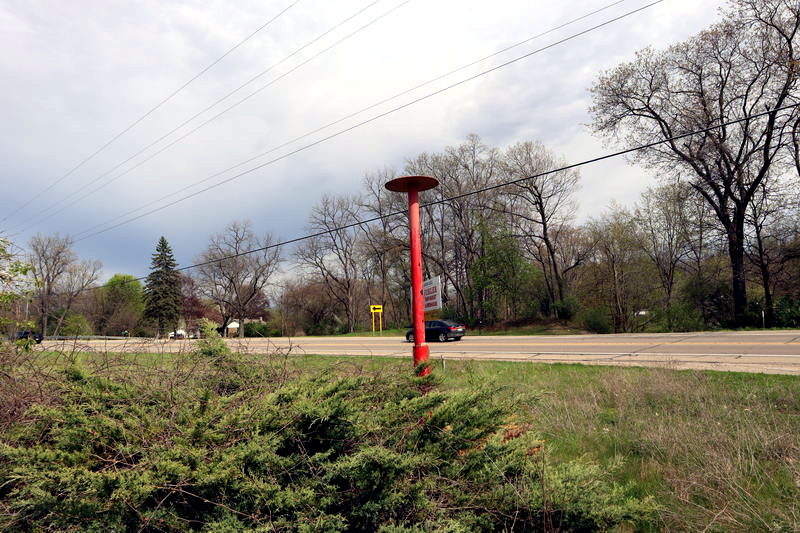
left=9, top=0, right=405, bottom=236
left=68, top=0, right=665, bottom=243
left=2, top=0, right=302, bottom=224
left=70, top=102, right=800, bottom=295
left=70, top=0, right=630, bottom=241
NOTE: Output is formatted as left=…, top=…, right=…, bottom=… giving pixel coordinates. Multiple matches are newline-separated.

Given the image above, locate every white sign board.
left=422, top=276, right=442, bottom=312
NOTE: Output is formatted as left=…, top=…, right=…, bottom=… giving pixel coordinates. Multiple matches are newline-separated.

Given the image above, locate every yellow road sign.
left=370, top=305, right=383, bottom=335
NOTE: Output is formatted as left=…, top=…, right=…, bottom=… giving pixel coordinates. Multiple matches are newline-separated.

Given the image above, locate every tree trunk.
left=40, top=307, right=49, bottom=336
left=751, top=216, right=776, bottom=329
left=759, top=264, right=775, bottom=328
left=727, top=216, right=749, bottom=328
left=39, top=287, right=50, bottom=335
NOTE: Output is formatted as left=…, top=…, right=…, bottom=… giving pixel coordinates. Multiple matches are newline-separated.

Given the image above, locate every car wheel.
left=406, top=332, right=414, bottom=343
left=438, top=333, right=448, bottom=342
left=454, top=337, right=462, bottom=341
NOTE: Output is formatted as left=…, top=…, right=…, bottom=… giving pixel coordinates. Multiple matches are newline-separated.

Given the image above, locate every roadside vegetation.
left=1, top=333, right=661, bottom=532
left=327, top=323, right=585, bottom=338
left=2, top=334, right=798, bottom=531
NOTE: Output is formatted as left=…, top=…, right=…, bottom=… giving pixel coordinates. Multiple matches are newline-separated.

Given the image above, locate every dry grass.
left=437, top=361, right=800, bottom=531
left=289, top=356, right=800, bottom=531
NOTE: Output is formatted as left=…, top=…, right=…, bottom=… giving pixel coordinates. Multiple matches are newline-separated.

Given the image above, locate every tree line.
left=0, top=227, right=282, bottom=339
left=2, top=0, right=799, bottom=337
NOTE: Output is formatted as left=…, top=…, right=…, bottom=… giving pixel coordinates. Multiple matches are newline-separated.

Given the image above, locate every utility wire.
left=70, top=0, right=630, bottom=241
left=69, top=0, right=663, bottom=243
left=68, top=102, right=800, bottom=294
left=9, top=0, right=402, bottom=236
left=2, top=0, right=302, bottom=224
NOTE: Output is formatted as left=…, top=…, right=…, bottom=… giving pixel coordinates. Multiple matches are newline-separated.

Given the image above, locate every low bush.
left=652, top=303, right=705, bottom=332
left=554, top=296, right=579, bottom=321
left=0, top=344, right=657, bottom=531
left=244, top=321, right=281, bottom=338
left=580, top=306, right=612, bottom=334
left=60, top=312, right=93, bottom=336
left=775, top=296, right=800, bottom=327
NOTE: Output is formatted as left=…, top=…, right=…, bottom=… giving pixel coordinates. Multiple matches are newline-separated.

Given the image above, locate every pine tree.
left=144, top=237, right=181, bottom=337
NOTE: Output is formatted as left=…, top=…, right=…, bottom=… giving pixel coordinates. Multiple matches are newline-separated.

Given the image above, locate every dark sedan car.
left=405, top=320, right=466, bottom=342
left=15, top=331, right=44, bottom=344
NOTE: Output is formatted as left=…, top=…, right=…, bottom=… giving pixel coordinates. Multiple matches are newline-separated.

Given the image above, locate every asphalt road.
left=43, top=330, right=800, bottom=375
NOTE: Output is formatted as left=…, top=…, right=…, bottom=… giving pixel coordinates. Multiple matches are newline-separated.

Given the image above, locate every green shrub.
left=554, top=296, right=579, bottom=321
left=681, top=275, right=733, bottom=328
left=654, top=302, right=705, bottom=332
left=60, top=312, right=93, bottom=336
left=195, top=318, right=230, bottom=358
left=775, top=296, right=800, bottom=328
left=0, top=357, right=658, bottom=531
left=244, top=321, right=281, bottom=337
left=580, top=306, right=612, bottom=334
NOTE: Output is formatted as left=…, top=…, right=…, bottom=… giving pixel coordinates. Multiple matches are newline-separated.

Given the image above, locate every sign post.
left=385, top=175, right=439, bottom=375
left=422, top=276, right=442, bottom=313
left=370, top=305, right=383, bottom=335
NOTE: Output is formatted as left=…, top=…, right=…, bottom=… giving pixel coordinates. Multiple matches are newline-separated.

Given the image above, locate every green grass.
left=290, top=355, right=800, bottom=531
left=469, top=323, right=585, bottom=335
left=318, top=322, right=584, bottom=337
left=13, top=349, right=800, bottom=531
left=323, top=327, right=408, bottom=337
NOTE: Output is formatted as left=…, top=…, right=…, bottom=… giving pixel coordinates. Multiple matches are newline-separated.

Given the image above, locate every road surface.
left=43, top=330, right=800, bottom=374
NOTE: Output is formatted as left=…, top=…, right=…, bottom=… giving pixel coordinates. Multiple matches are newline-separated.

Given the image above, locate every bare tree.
left=357, top=169, right=408, bottom=322
left=28, top=234, right=101, bottom=335
left=406, top=135, right=503, bottom=320
left=358, top=170, right=409, bottom=325
left=28, top=234, right=72, bottom=335
left=587, top=205, right=658, bottom=332
left=295, top=195, right=361, bottom=333
left=53, top=260, right=103, bottom=335
left=276, top=278, right=337, bottom=335
left=590, top=0, right=800, bottom=326
left=196, top=221, right=282, bottom=338
left=500, top=140, right=584, bottom=315
left=633, top=182, right=693, bottom=306
left=745, top=177, right=798, bottom=325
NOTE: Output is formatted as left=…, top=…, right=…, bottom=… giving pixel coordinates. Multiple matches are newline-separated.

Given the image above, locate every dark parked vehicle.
left=14, top=331, right=44, bottom=344
left=405, top=320, right=466, bottom=342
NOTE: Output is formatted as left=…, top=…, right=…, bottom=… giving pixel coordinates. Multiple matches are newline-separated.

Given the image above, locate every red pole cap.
left=385, top=175, right=439, bottom=193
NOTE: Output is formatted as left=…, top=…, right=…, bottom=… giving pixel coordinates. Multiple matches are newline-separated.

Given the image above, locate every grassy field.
left=4, top=348, right=799, bottom=530
left=294, top=355, right=800, bottom=530
left=325, top=323, right=584, bottom=337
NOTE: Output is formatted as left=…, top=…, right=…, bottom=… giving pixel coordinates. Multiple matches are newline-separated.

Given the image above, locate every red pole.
left=385, top=175, right=438, bottom=376
left=408, top=188, right=430, bottom=375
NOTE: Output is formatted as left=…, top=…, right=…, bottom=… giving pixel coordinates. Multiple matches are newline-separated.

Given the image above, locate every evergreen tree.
left=144, top=237, right=181, bottom=337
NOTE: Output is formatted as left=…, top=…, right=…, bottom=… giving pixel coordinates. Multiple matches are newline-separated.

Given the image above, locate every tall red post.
left=385, top=175, right=439, bottom=376
left=407, top=187, right=429, bottom=374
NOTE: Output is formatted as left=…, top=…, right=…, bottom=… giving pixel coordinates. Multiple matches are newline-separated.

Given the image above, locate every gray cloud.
left=1, top=0, right=724, bottom=277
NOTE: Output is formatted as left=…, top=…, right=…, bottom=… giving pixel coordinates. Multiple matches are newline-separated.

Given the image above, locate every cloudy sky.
left=1, top=0, right=725, bottom=279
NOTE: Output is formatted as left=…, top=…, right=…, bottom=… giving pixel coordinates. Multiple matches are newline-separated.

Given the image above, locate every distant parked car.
left=405, top=320, right=466, bottom=343
left=168, top=329, right=188, bottom=339
left=14, top=331, right=44, bottom=344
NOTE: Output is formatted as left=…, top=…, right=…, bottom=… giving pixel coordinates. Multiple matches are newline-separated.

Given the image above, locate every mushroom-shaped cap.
left=385, top=175, right=439, bottom=193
